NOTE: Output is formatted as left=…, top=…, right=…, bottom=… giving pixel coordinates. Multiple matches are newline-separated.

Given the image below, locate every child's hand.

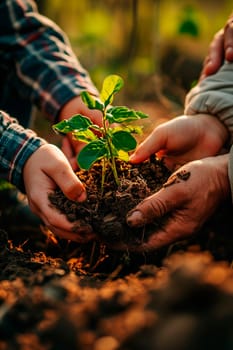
left=130, top=114, right=228, bottom=171
left=23, top=144, right=95, bottom=242
left=126, top=154, right=230, bottom=251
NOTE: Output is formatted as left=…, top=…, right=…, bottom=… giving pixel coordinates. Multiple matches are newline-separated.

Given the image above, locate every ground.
left=1, top=89, right=233, bottom=349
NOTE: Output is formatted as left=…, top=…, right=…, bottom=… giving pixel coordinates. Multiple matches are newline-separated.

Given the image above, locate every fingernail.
left=226, top=47, right=233, bottom=60
left=127, top=210, right=144, bottom=227
left=77, top=188, right=87, bottom=202
left=129, top=154, right=136, bottom=162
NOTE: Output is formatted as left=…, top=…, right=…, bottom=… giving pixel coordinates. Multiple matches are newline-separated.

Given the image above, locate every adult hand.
left=23, top=143, right=95, bottom=242
left=127, top=154, right=230, bottom=251
left=130, top=114, right=228, bottom=171
left=59, top=95, right=102, bottom=170
left=200, top=15, right=233, bottom=80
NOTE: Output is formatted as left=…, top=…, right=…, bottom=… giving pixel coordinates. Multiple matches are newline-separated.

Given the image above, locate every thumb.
left=41, top=144, right=87, bottom=202
left=127, top=186, right=179, bottom=227
left=54, top=167, right=87, bottom=203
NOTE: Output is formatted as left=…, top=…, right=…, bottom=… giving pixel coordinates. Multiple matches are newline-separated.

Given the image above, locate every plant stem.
left=101, top=158, right=106, bottom=195
left=109, top=156, right=119, bottom=186
left=102, top=108, right=119, bottom=186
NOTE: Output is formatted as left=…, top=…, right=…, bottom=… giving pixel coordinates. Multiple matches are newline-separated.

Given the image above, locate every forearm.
left=0, top=0, right=98, bottom=122
left=0, top=111, right=46, bottom=192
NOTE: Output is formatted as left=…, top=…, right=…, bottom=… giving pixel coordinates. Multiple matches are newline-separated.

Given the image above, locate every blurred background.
left=34, top=0, right=233, bottom=139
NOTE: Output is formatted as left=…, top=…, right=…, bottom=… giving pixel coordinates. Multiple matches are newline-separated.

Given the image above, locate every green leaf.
left=81, top=91, right=104, bottom=111
left=100, top=75, right=124, bottom=107
left=110, top=124, right=143, bottom=135
left=124, top=125, right=144, bottom=135
left=52, top=120, right=73, bottom=135
left=73, top=129, right=98, bottom=143
left=77, top=139, right=107, bottom=169
left=135, top=110, right=149, bottom=119
left=69, top=115, right=93, bottom=130
left=112, top=131, right=137, bottom=151
left=53, top=114, right=93, bottom=135
left=116, top=150, right=129, bottom=162
left=107, top=106, right=148, bottom=124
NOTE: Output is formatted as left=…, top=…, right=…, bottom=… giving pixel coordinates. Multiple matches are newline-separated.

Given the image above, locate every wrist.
left=215, top=153, right=231, bottom=200
left=198, top=113, right=229, bottom=146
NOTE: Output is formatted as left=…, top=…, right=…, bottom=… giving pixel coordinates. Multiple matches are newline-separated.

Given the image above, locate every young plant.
left=53, top=74, right=148, bottom=188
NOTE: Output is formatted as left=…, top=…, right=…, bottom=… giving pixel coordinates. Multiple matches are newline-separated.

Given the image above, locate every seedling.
left=53, top=74, right=148, bottom=189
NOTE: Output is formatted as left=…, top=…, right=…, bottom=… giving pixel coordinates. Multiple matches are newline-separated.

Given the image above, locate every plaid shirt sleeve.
left=0, top=110, right=46, bottom=192
left=0, top=0, right=99, bottom=122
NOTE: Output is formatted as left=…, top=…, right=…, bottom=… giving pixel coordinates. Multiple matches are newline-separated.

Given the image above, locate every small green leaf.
left=73, top=129, right=98, bottom=143
left=112, top=131, right=137, bottom=151
left=135, top=111, right=149, bottom=119
left=81, top=91, right=104, bottom=111
left=69, top=115, right=93, bottom=130
left=107, top=106, right=148, bottom=124
left=77, top=139, right=107, bottom=169
left=100, top=75, right=124, bottom=106
left=116, top=150, right=129, bottom=162
left=110, top=124, right=143, bottom=135
left=53, top=120, right=72, bottom=135
left=53, top=115, right=93, bottom=135
left=124, top=125, right=144, bottom=135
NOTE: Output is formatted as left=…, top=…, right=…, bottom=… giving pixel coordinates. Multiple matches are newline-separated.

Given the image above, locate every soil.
left=1, top=153, right=233, bottom=350
left=2, top=83, right=233, bottom=349
left=48, top=156, right=171, bottom=249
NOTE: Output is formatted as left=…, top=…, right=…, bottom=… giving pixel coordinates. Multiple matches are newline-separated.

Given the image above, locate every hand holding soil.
left=127, top=154, right=230, bottom=251
left=23, top=144, right=95, bottom=242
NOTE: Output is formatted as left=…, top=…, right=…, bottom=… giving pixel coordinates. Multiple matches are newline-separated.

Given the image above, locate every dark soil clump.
left=49, top=156, right=171, bottom=247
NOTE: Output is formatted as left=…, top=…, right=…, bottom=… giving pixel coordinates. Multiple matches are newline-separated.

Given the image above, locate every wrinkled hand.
left=23, top=143, right=95, bottom=242
left=200, top=16, right=233, bottom=80
left=130, top=114, right=228, bottom=170
left=127, top=154, right=230, bottom=252
left=59, top=95, right=102, bottom=170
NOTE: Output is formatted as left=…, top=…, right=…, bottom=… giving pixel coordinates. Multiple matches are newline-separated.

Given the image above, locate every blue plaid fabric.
left=0, top=0, right=98, bottom=126
left=0, top=0, right=99, bottom=192
left=0, top=111, right=46, bottom=192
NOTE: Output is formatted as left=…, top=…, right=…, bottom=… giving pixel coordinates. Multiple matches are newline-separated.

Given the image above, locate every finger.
left=69, top=156, right=80, bottom=171
left=127, top=185, right=184, bottom=227
left=134, top=212, right=197, bottom=252
left=34, top=202, right=95, bottom=243
left=115, top=210, right=195, bottom=253
left=51, top=167, right=86, bottom=202
left=48, top=226, right=95, bottom=243
left=41, top=145, right=86, bottom=202
left=61, top=136, right=74, bottom=159
left=224, top=18, right=233, bottom=61
left=161, top=155, right=187, bottom=172
left=201, top=30, right=224, bottom=78
left=130, top=127, right=168, bottom=163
